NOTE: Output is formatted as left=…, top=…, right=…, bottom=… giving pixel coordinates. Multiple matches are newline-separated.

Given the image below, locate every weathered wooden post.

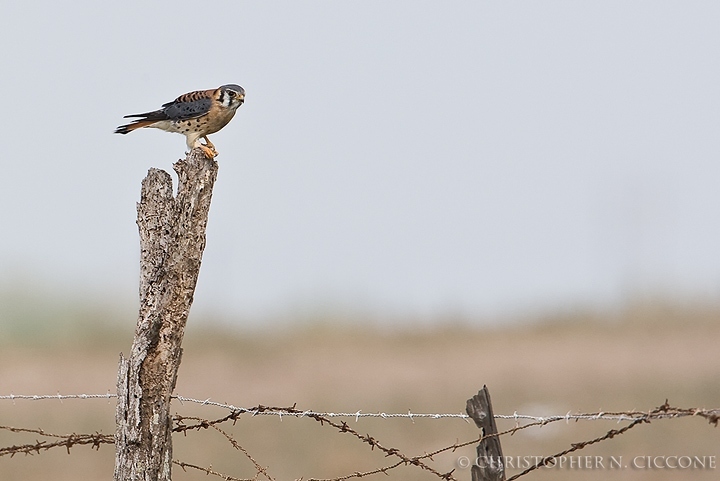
left=114, top=148, right=219, bottom=481
left=466, top=386, right=506, bottom=481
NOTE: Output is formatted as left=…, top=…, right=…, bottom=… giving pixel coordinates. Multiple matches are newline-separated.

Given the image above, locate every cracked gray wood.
left=115, top=148, right=219, bottom=481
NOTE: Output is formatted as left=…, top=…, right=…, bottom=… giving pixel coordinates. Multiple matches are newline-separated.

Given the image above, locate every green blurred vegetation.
left=2, top=283, right=719, bottom=348
left=0, top=286, right=133, bottom=350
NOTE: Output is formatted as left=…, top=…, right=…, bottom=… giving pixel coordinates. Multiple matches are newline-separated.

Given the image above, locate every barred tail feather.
left=115, top=108, right=168, bottom=134
left=114, top=119, right=157, bottom=134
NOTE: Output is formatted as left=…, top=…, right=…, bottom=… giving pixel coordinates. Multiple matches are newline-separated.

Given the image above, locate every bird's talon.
left=199, top=145, right=217, bottom=158
left=202, top=137, right=216, bottom=150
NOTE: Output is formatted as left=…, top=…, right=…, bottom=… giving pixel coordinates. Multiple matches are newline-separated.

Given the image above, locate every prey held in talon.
left=115, top=84, right=245, bottom=158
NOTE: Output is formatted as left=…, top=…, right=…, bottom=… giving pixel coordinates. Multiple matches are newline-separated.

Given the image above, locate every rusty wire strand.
left=507, top=417, right=647, bottom=480
left=209, top=424, right=276, bottom=481
left=305, top=460, right=406, bottom=481
left=173, top=459, right=254, bottom=481
left=0, top=425, right=112, bottom=457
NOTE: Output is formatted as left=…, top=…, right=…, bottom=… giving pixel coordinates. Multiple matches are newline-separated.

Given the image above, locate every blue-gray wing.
left=162, top=97, right=212, bottom=121
left=119, top=88, right=216, bottom=125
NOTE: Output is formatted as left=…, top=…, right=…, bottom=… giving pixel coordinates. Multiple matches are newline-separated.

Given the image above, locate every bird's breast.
left=201, top=104, right=238, bottom=135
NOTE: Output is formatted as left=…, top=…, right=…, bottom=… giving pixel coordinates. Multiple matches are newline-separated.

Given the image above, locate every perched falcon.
left=115, top=84, right=245, bottom=158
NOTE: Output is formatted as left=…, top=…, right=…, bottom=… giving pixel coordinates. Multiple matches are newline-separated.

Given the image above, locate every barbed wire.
left=0, top=393, right=116, bottom=402
left=174, top=404, right=456, bottom=480
left=172, top=396, right=720, bottom=425
left=2, top=393, right=717, bottom=481
left=0, top=425, right=113, bottom=457
left=2, top=392, right=718, bottom=426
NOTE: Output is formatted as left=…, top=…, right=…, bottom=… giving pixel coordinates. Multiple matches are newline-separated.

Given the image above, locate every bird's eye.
left=228, top=91, right=235, bottom=97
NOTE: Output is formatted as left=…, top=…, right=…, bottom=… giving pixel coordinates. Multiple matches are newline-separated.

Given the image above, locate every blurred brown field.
left=0, top=301, right=718, bottom=481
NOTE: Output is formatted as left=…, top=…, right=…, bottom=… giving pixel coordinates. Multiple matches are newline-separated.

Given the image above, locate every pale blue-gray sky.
left=1, top=2, right=719, bottom=324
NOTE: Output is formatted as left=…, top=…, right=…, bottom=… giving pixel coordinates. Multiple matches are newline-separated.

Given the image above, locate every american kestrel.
left=115, top=84, right=245, bottom=158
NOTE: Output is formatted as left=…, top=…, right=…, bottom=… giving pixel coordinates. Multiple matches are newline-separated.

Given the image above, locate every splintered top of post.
left=467, top=387, right=493, bottom=430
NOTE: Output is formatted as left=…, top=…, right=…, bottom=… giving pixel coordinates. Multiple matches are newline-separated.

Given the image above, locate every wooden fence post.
left=114, top=148, right=219, bottom=481
left=466, top=386, right=506, bottom=481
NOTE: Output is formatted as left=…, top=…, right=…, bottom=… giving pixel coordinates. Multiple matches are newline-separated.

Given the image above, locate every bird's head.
left=217, top=84, right=245, bottom=110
